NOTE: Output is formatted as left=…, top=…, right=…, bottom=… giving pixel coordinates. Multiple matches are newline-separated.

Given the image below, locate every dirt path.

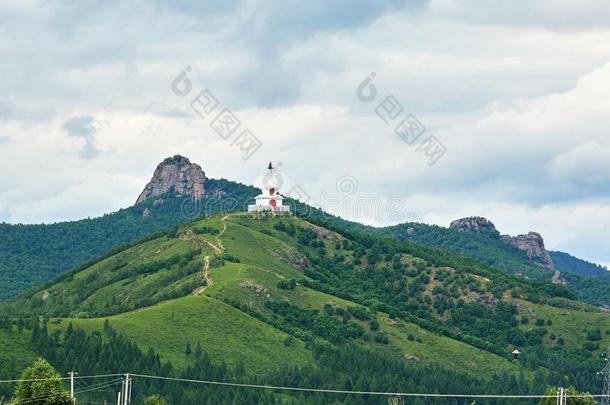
left=188, top=219, right=230, bottom=296
left=182, top=229, right=223, bottom=253
left=203, top=256, right=212, bottom=285
left=193, top=255, right=212, bottom=296
left=216, top=224, right=227, bottom=250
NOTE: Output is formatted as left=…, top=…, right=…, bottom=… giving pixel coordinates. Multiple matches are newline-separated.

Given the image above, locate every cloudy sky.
left=1, top=0, right=610, bottom=266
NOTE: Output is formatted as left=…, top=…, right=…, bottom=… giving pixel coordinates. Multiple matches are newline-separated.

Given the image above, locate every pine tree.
left=194, top=342, right=203, bottom=358
left=14, top=358, right=72, bottom=405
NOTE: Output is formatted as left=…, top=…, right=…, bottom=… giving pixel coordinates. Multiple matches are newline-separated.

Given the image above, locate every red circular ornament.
left=270, top=199, right=277, bottom=207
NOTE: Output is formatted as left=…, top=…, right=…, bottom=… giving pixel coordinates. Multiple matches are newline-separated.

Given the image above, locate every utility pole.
left=122, top=374, right=131, bottom=405
left=556, top=387, right=567, bottom=405
left=128, top=374, right=132, bottom=405
left=68, top=371, right=77, bottom=403
left=600, top=344, right=610, bottom=405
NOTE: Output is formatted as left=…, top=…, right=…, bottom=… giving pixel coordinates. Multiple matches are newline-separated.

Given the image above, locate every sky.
left=1, top=0, right=610, bottom=266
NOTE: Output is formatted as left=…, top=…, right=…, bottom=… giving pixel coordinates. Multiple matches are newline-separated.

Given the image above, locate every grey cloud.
left=62, top=115, right=101, bottom=159
left=248, top=0, right=426, bottom=40
left=63, top=115, right=95, bottom=136
left=429, top=0, right=610, bottom=30
left=146, top=0, right=241, bottom=16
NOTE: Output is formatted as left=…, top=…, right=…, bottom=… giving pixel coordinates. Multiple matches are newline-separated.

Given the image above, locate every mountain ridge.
left=1, top=156, right=609, bottom=309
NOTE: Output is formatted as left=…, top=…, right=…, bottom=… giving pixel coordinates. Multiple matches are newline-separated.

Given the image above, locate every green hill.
left=0, top=179, right=258, bottom=300
left=2, top=213, right=608, bottom=403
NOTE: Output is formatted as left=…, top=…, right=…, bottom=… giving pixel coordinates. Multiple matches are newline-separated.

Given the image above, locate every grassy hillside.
left=54, top=295, right=313, bottom=374
left=3, top=213, right=608, bottom=397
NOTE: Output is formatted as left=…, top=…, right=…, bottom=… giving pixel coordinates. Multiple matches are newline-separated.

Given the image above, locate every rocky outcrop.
left=271, top=246, right=310, bottom=271
left=449, top=216, right=555, bottom=271
left=449, top=216, right=500, bottom=238
left=551, top=270, right=566, bottom=285
left=501, top=232, right=554, bottom=270
left=136, top=155, right=206, bottom=204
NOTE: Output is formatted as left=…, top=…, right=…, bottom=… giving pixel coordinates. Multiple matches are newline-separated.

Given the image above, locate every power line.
left=74, top=379, right=124, bottom=396
left=130, top=373, right=606, bottom=399
left=2, top=371, right=606, bottom=400
left=8, top=379, right=123, bottom=405
left=0, top=374, right=122, bottom=384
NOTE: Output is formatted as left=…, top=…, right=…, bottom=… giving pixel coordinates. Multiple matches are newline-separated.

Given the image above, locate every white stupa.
left=248, top=162, right=291, bottom=213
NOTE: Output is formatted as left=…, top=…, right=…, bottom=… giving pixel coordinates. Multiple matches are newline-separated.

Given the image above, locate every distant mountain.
left=550, top=251, right=610, bottom=278
left=365, top=217, right=610, bottom=307
left=450, top=216, right=554, bottom=270
left=382, top=221, right=548, bottom=279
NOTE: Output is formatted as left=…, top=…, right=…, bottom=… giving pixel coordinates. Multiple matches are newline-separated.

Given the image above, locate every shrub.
left=374, top=332, right=389, bottom=344
left=277, top=279, right=297, bottom=290
left=586, top=328, right=602, bottom=341
left=283, top=335, right=294, bottom=346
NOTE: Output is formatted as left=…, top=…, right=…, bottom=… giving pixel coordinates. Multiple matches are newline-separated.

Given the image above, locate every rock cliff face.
left=501, top=232, right=554, bottom=270
left=136, top=155, right=206, bottom=204
left=449, top=217, right=500, bottom=238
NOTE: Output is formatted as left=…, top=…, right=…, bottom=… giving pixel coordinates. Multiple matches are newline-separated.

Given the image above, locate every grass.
left=517, top=300, right=610, bottom=352
left=52, top=294, right=313, bottom=375
left=375, top=313, right=527, bottom=377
